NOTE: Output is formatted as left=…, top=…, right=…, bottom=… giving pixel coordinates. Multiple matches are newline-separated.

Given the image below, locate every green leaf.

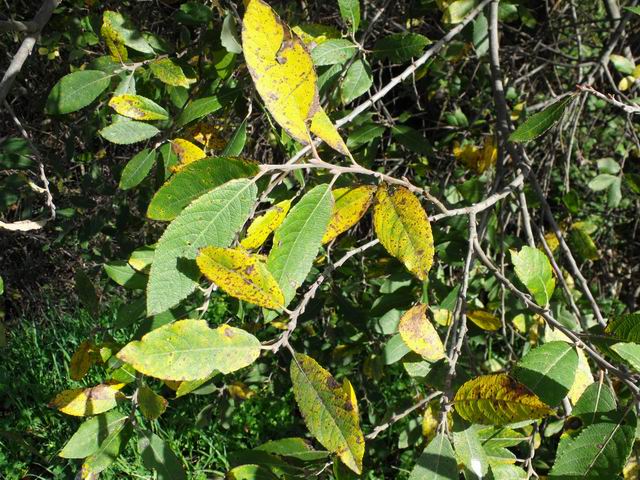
left=75, top=270, right=99, bottom=317
left=290, top=353, right=364, bottom=474
left=605, top=312, right=640, bottom=342
left=117, top=319, right=260, bottom=380
left=176, top=96, right=222, bottom=127
left=509, top=96, right=573, bottom=143
left=338, top=0, right=361, bottom=32
left=46, top=70, right=111, bottom=115
left=119, top=148, right=157, bottom=190
left=341, top=59, right=373, bottom=104
left=609, top=54, right=635, bottom=75
left=150, top=58, right=195, bottom=88
left=82, top=418, right=132, bottom=474
left=611, top=342, right=640, bottom=372
left=311, top=39, right=358, bottom=66
left=221, top=13, right=242, bottom=54
left=391, top=125, right=432, bottom=155
left=588, top=173, right=617, bottom=191
left=108, top=94, right=169, bottom=121
left=147, top=156, right=259, bottom=221
left=572, top=383, right=617, bottom=425
left=384, top=333, right=411, bottom=365
left=372, top=33, right=431, bottom=63
left=267, top=184, right=333, bottom=306
left=99, top=120, right=160, bottom=145
left=549, top=410, right=636, bottom=478
left=453, top=425, right=489, bottom=480
left=227, top=465, right=279, bottom=479
left=568, top=225, right=599, bottom=261
left=255, top=437, right=329, bottom=461
left=222, top=120, right=248, bottom=156
left=104, top=261, right=147, bottom=290
left=147, top=179, right=257, bottom=315
left=59, top=411, right=128, bottom=459
left=511, top=246, right=555, bottom=306
left=409, top=433, right=458, bottom=480
left=138, top=430, right=186, bottom=480
left=625, top=6, right=640, bottom=15
left=473, top=12, right=489, bottom=56
left=443, top=0, right=477, bottom=24
left=513, top=341, right=578, bottom=406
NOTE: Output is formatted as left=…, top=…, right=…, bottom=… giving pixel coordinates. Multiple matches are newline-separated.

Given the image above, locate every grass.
left=0, top=302, right=300, bottom=479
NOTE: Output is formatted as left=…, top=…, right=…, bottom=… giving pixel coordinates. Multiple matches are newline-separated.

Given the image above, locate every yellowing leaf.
left=242, top=0, right=350, bottom=156
left=373, top=184, right=434, bottom=280
left=240, top=199, right=292, bottom=250
left=186, top=123, right=226, bottom=150
left=69, top=340, right=102, bottom=381
left=453, top=136, right=496, bottom=173
left=398, top=304, right=445, bottom=361
left=137, top=385, right=168, bottom=420
left=454, top=374, right=552, bottom=426
left=49, top=383, right=125, bottom=417
left=170, top=138, right=206, bottom=170
left=196, top=246, right=285, bottom=309
left=322, top=185, right=376, bottom=244
left=116, top=320, right=261, bottom=381
left=150, top=58, right=196, bottom=88
left=101, top=19, right=127, bottom=62
left=108, top=94, right=169, bottom=121
left=421, top=402, right=439, bottom=442
left=342, top=378, right=359, bottom=418
left=432, top=307, right=452, bottom=326
left=290, top=353, right=364, bottom=474
left=228, top=381, right=255, bottom=400
left=545, top=327, right=594, bottom=403
left=467, top=309, right=502, bottom=331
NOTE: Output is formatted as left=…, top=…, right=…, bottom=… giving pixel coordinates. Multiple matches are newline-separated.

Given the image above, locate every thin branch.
left=366, top=391, right=442, bottom=440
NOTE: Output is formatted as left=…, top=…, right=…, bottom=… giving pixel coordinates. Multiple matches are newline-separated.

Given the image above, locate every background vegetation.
left=1, top=0, right=639, bottom=479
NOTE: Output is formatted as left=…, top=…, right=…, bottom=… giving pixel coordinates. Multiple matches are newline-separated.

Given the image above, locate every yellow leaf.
left=322, top=185, right=376, bottom=244
left=373, top=184, right=434, bottom=280
left=432, top=307, right=452, bottom=326
left=240, top=199, right=292, bottom=250
left=196, top=246, right=285, bottom=309
left=510, top=102, right=525, bottom=122
left=150, top=58, right=196, bottom=88
left=454, top=374, right=552, bottom=425
left=467, top=309, right=502, bottom=331
left=619, top=75, right=636, bottom=92
left=454, top=136, right=496, bottom=173
left=186, top=123, right=226, bottom=150
left=164, top=380, right=181, bottom=391
left=108, top=94, right=169, bottom=121
left=421, top=402, right=439, bottom=441
left=543, top=231, right=559, bottom=253
left=398, top=304, right=445, bottom=361
left=228, top=381, right=255, bottom=400
left=49, top=383, right=125, bottom=417
left=342, top=378, right=359, bottom=418
left=242, top=0, right=350, bottom=156
left=69, top=340, right=101, bottom=381
left=170, top=138, right=206, bottom=171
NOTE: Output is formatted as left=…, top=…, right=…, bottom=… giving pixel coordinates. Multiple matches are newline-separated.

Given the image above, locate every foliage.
left=1, top=0, right=640, bottom=478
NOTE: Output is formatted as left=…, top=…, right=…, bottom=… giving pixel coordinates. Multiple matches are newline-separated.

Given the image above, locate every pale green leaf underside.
left=146, top=179, right=257, bottom=315
left=511, top=246, right=555, bottom=306
left=409, top=433, right=458, bottom=480
left=59, top=411, right=128, bottom=459
left=267, top=184, right=333, bottom=307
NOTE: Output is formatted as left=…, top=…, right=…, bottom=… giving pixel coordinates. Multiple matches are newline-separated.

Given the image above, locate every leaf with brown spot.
left=322, top=185, right=376, bottom=244
left=398, top=304, right=445, bottom=362
left=170, top=138, right=206, bottom=171
left=453, top=373, right=553, bottom=426
left=373, top=184, right=434, bottom=280
left=196, top=246, right=285, bottom=309
left=240, top=199, right=292, bottom=250
left=116, top=319, right=260, bottom=381
left=108, top=94, right=169, bottom=121
left=290, top=353, right=364, bottom=474
left=242, top=0, right=350, bottom=156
